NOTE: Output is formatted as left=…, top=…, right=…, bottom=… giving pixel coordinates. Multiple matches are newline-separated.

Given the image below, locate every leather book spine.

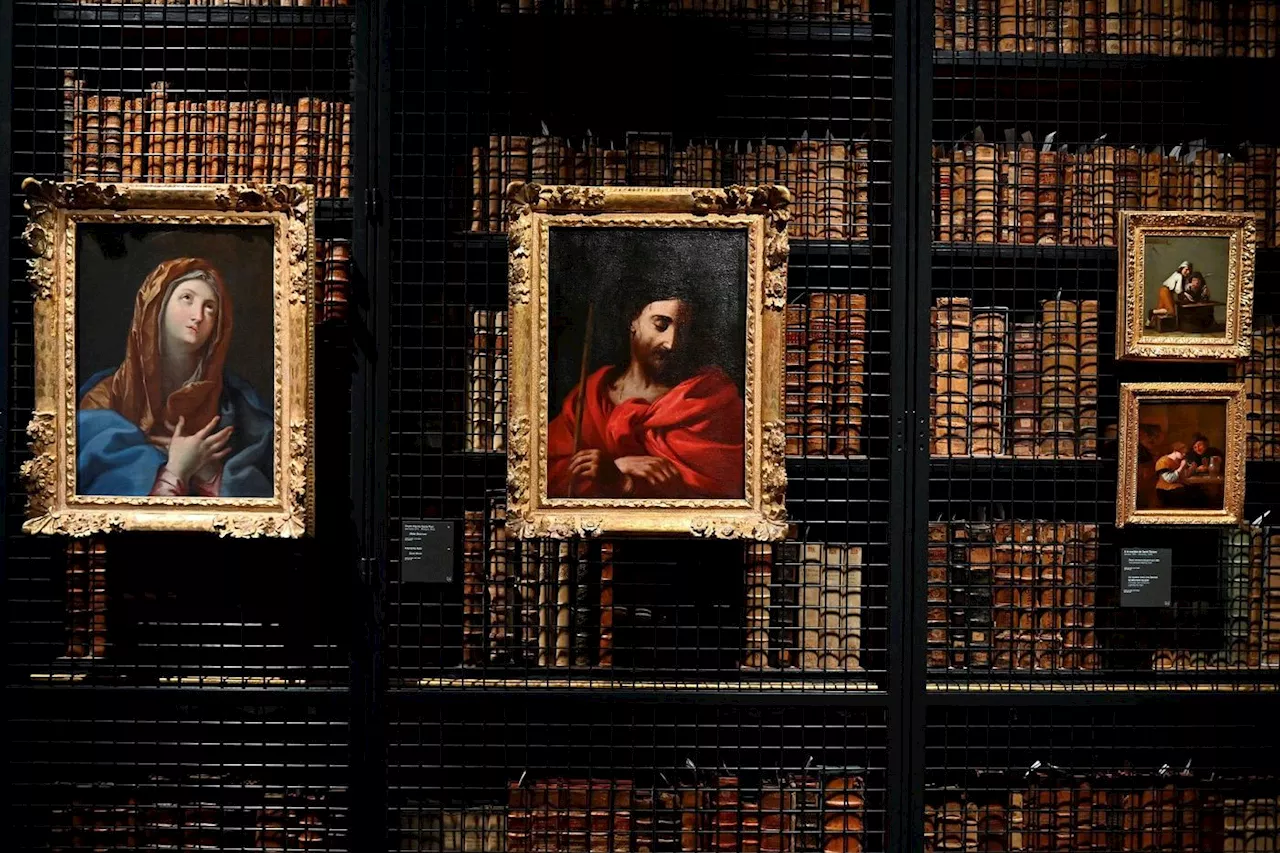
left=927, top=523, right=951, bottom=669
left=63, top=72, right=78, bottom=179
left=771, top=543, right=799, bottom=668
left=743, top=543, right=773, bottom=669
left=842, top=545, right=864, bottom=669
left=517, top=539, right=540, bottom=664
left=1015, top=143, right=1038, bottom=243
left=322, top=239, right=351, bottom=323
left=1035, top=148, right=1060, bottom=244
left=487, top=501, right=511, bottom=663
left=467, top=309, right=492, bottom=453
left=795, top=140, right=823, bottom=239
left=123, top=95, right=143, bottom=181
left=487, top=134, right=503, bottom=231
left=998, top=142, right=1015, bottom=243
left=819, top=544, right=846, bottom=669
left=805, top=293, right=837, bottom=455
left=101, top=95, right=123, bottom=182
left=462, top=510, right=486, bottom=665
left=954, top=0, right=971, bottom=50
left=1077, top=300, right=1099, bottom=457
left=340, top=101, right=353, bottom=198
left=1095, top=145, right=1116, bottom=247
left=1075, top=146, right=1097, bottom=245
left=997, top=0, right=1017, bottom=49
left=976, top=0, right=995, bottom=50
left=596, top=542, right=614, bottom=668
left=973, top=142, right=998, bottom=243
left=932, top=296, right=972, bottom=456
left=970, top=309, right=1007, bottom=457
left=853, top=141, right=870, bottom=240
left=1039, top=300, right=1078, bottom=458
left=1061, top=0, right=1081, bottom=51
left=799, top=543, right=823, bottom=670
left=292, top=96, right=314, bottom=183
left=249, top=99, right=268, bottom=182
left=1060, top=151, right=1077, bottom=244
left=1103, top=0, right=1121, bottom=52
left=493, top=309, right=508, bottom=452
left=182, top=100, right=201, bottom=182
left=555, top=541, right=573, bottom=667
left=816, top=141, right=849, bottom=240
left=833, top=293, right=868, bottom=455
left=786, top=302, right=808, bottom=455
left=63, top=540, right=89, bottom=658
left=936, top=0, right=954, bottom=50
left=213, top=99, right=229, bottom=183
left=949, top=143, right=970, bottom=242
left=83, top=93, right=101, bottom=181
left=537, top=540, right=554, bottom=668
left=1010, top=321, right=1041, bottom=457
left=572, top=539, right=594, bottom=667
left=936, top=144, right=953, bottom=241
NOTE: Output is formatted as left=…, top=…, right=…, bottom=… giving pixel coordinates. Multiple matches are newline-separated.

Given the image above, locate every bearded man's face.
left=630, top=298, right=692, bottom=383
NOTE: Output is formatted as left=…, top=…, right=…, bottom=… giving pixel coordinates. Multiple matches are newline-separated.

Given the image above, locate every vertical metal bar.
left=889, top=0, right=931, bottom=851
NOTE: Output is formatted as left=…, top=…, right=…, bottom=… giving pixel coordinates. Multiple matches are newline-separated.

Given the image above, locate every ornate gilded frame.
left=1116, top=382, right=1246, bottom=527
left=20, top=180, right=316, bottom=537
left=505, top=183, right=789, bottom=540
left=1117, top=210, right=1256, bottom=360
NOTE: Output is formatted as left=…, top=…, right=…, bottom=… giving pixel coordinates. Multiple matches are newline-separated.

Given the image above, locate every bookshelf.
left=53, top=3, right=356, bottom=27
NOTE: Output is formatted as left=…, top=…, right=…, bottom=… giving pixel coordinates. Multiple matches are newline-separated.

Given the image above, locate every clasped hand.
left=150, top=415, right=235, bottom=484
left=568, top=450, right=679, bottom=495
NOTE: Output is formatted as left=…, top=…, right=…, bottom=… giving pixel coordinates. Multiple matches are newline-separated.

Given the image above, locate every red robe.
left=547, top=365, right=745, bottom=499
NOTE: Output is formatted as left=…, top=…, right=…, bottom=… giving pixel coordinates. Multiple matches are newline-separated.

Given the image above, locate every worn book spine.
left=62, top=72, right=78, bottom=179
left=785, top=302, right=807, bottom=456
left=833, top=294, right=868, bottom=455
left=1265, top=531, right=1280, bottom=666
left=467, top=309, right=491, bottom=453
left=1036, top=148, right=1061, bottom=244
left=1077, top=300, right=1099, bottom=456
left=250, top=99, right=268, bottom=181
left=1075, top=146, right=1096, bottom=245
left=1010, top=322, right=1040, bottom=457
left=973, top=142, right=998, bottom=243
left=293, top=96, right=314, bottom=183
left=998, top=143, right=1015, bottom=243
left=926, top=523, right=951, bottom=669
left=597, top=542, right=614, bottom=668
left=816, top=141, right=849, bottom=240
left=1040, top=299, right=1079, bottom=457
left=1015, top=143, right=1039, bottom=243
left=799, top=543, right=823, bottom=670
left=319, top=99, right=335, bottom=198
left=852, top=141, right=870, bottom=240
left=101, top=95, right=123, bottom=181
left=339, top=101, right=352, bottom=197
left=123, top=96, right=142, bottom=181
left=805, top=293, right=837, bottom=455
left=1095, top=145, right=1117, bottom=246
left=462, top=510, right=486, bottom=665
left=819, top=544, right=846, bottom=669
left=936, top=145, right=953, bottom=241
left=743, top=543, right=773, bottom=669
left=950, top=144, right=970, bottom=242
left=933, top=296, right=973, bottom=456
left=571, top=540, right=592, bottom=667
left=842, top=546, right=864, bottom=669
left=771, top=543, right=799, bottom=668
left=554, top=541, right=573, bottom=667
left=492, top=310, right=508, bottom=452
left=83, top=94, right=101, bottom=181
left=969, top=309, right=1006, bottom=457
left=1059, top=152, right=1077, bottom=243
left=470, top=146, right=485, bottom=231
left=486, top=502, right=510, bottom=663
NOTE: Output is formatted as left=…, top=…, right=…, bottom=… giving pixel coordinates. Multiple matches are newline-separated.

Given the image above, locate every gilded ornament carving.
left=18, top=181, right=316, bottom=537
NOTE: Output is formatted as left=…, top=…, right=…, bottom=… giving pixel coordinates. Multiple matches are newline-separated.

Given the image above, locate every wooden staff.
left=568, top=302, right=594, bottom=498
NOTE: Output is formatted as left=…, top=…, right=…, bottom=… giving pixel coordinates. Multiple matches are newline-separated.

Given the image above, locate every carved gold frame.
left=20, top=180, right=315, bottom=537
left=1116, top=382, right=1246, bottom=527
left=1117, top=210, right=1256, bottom=361
left=505, top=183, right=789, bottom=540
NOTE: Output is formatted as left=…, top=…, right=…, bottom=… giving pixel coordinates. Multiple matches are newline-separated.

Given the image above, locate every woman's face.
left=163, top=276, right=219, bottom=355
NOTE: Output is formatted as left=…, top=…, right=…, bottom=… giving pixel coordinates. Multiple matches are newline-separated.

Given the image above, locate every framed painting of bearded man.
left=19, top=181, right=315, bottom=537
left=505, top=183, right=790, bottom=540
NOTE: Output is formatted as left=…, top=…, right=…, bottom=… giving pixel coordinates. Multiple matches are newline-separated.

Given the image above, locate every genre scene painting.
left=545, top=226, right=747, bottom=501
left=1118, top=383, right=1245, bottom=527
left=75, top=223, right=276, bottom=499
left=1119, top=211, right=1254, bottom=360
left=1133, top=400, right=1228, bottom=512
left=1142, top=235, right=1230, bottom=338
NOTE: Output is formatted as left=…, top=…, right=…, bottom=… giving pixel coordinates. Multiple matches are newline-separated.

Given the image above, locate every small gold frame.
left=504, top=183, right=790, bottom=541
left=1117, top=210, right=1256, bottom=361
left=1116, top=382, right=1246, bottom=527
left=19, top=180, right=315, bottom=537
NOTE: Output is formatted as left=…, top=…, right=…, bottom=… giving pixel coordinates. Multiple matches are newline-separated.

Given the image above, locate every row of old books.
left=61, top=74, right=352, bottom=197
left=469, top=136, right=870, bottom=240
left=1238, top=322, right=1280, bottom=461
left=81, top=1, right=351, bottom=5
left=931, top=298, right=1098, bottom=458
left=770, top=542, right=864, bottom=671
left=467, top=309, right=509, bottom=453
left=317, top=238, right=351, bottom=324
left=51, top=776, right=337, bottom=852
left=462, top=507, right=616, bottom=667
left=923, top=793, right=1009, bottom=853
left=399, top=772, right=865, bottom=853
left=932, top=139, right=1280, bottom=248
left=784, top=294, right=869, bottom=457
left=1223, top=794, right=1279, bottom=853
left=66, top=538, right=108, bottom=659
left=926, top=520, right=1101, bottom=671
left=474, top=0, right=870, bottom=18
left=934, top=0, right=1280, bottom=57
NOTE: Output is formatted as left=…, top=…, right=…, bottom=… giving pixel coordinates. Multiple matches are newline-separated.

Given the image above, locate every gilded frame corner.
left=1116, top=382, right=1246, bottom=528
left=504, top=182, right=790, bottom=541
left=1116, top=210, right=1257, bottom=361
left=20, top=180, right=316, bottom=537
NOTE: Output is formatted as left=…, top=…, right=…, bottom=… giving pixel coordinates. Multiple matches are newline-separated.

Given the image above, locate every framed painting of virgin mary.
left=20, top=180, right=315, bottom=537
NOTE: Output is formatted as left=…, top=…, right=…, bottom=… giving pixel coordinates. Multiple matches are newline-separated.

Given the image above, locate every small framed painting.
left=1117, top=382, right=1246, bottom=527
left=504, top=183, right=789, bottom=540
left=20, top=180, right=315, bottom=537
left=1116, top=210, right=1256, bottom=360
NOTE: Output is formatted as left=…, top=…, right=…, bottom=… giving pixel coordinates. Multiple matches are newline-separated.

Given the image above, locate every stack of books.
left=61, top=74, right=352, bottom=198
left=474, top=0, right=872, bottom=19
left=1223, top=793, right=1279, bottom=853
left=785, top=293, right=870, bottom=457
left=65, top=538, right=108, bottom=659
left=773, top=542, right=864, bottom=671
left=507, top=779, right=634, bottom=853
left=1265, top=531, right=1280, bottom=668
left=466, top=309, right=509, bottom=454
left=934, top=1, right=1280, bottom=57
left=927, top=520, right=1100, bottom=672
left=469, top=135, right=871, bottom=240
left=316, top=238, right=351, bottom=324
left=932, top=140, right=1278, bottom=248
left=1024, top=778, right=1118, bottom=850
left=685, top=772, right=863, bottom=853
left=930, top=297, right=1098, bottom=458
left=1120, top=783, right=1215, bottom=852
left=398, top=805, right=506, bottom=852
left=1239, top=321, right=1280, bottom=460
left=461, top=505, right=617, bottom=669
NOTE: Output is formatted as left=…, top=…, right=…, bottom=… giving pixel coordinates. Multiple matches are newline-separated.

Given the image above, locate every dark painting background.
left=1134, top=400, right=1229, bottom=511
left=546, top=226, right=748, bottom=416
left=76, top=223, right=276, bottom=403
